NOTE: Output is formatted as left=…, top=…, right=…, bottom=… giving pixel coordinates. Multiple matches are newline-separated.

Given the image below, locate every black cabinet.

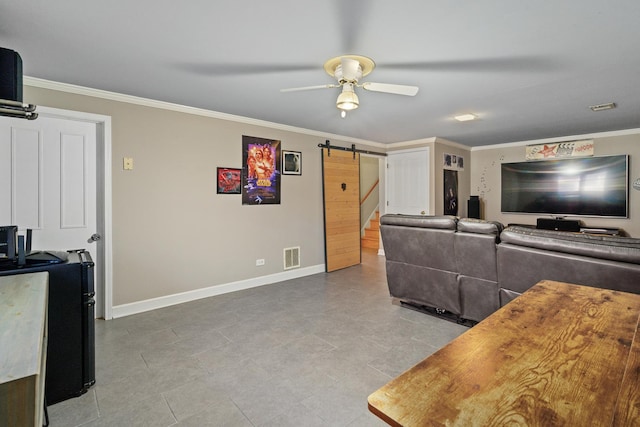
left=0, top=249, right=96, bottom=405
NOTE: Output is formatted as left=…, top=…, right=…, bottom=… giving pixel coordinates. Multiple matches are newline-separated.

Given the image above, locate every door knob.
left=88, top=233, right=101, bottom=243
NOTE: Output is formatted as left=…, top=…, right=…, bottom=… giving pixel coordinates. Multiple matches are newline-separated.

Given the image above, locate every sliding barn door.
left=322, top=149, right=360, bottom=272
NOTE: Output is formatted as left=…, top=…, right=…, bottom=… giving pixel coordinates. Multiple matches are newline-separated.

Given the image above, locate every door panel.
left=10, top=127, right=42, bottom=227
left=322, top=149, right=360, bottom=272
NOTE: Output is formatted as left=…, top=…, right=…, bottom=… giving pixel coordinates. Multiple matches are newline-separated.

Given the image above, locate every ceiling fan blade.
left=378, top=56, right=557, bottom=72
left=178, top=63, right=318, bottom=76
left=362, top=82, right=419, bottom=96
left=340, top=57, right=361, bottom=81
left=280, top=84, right=338, bottom=93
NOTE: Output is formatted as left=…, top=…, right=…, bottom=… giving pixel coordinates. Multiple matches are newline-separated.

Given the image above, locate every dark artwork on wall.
left=282, top=150, right=302, bottom=175
left=444, top=169, right=458, bottom=215
left=242, top=135, right=281, bottom=205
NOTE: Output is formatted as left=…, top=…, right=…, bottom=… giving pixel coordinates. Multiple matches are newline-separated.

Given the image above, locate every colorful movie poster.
left=242, top=135, right=281, bottom=205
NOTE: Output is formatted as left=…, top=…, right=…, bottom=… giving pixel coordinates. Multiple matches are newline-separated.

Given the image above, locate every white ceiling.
left=2, top=1, right=639, bottom=146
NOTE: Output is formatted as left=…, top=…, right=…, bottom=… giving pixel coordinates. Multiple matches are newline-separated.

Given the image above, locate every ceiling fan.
left=280, top=55, right=419, bottom=116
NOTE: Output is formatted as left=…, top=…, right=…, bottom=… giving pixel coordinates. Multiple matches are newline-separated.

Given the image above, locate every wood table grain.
left=368, top=280, right=640, bottom=426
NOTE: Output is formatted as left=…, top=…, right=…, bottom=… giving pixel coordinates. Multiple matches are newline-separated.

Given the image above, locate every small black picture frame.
left=216, top=167, right=242, bottom=194
left=282, top=150, right=302, bottom=175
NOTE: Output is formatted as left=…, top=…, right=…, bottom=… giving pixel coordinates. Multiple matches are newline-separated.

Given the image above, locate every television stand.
left=506, top=223, right=622, bottom=236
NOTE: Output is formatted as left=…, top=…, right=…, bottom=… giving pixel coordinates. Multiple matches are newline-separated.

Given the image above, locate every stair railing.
left=360, top=180, right=380, bottom=236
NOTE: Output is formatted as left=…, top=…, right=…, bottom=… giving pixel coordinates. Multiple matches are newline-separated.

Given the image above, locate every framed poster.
left=443, top=153, right=464, bottom=171
left=216, top=167, right=241, bottom=194
left=282, top=150, right=301, bottom=175
left=444, top=169, right=458, bottom=216
left=242, top=135, right=281, bottom=205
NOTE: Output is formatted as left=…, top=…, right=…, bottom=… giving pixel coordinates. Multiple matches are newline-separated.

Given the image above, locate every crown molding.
left=24, top=76, right=386, bottom=149
left=386, top=137, right=437, bottom=150
left=433, top=137, right=472, bottom=151
left=471, top=128, right=640, bottom=151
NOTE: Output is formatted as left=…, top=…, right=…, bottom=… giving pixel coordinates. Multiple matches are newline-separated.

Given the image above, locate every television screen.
left=501, top=155, right=628, bottom=218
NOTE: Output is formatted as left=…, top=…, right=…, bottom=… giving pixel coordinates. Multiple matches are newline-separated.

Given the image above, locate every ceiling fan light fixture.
left=337, top=85, right=359, bottom=111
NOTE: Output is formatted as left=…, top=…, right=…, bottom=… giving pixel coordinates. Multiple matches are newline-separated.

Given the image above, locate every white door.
left=0, top=115, right=99, bottom=301
left=386, top=147, right=430, bottom=215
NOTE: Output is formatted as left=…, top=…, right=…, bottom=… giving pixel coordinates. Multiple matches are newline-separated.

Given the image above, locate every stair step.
left=361, top=238, right=379, bottom=249
left=361, top=211, right=380, bottom=249
left=364, top=228, right=379, bottom=238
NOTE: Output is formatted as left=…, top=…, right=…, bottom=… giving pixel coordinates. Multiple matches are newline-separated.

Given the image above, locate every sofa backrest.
left=454, top=218, right=503, bottom=282
left=498, top=226, right=640, bottom=295
left=500, top=226, right=640, bottom=264
left=380, top=214, right=458, bottom=272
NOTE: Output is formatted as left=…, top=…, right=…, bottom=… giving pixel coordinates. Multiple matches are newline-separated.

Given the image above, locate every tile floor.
left=48, top=249, right=468, bottom=426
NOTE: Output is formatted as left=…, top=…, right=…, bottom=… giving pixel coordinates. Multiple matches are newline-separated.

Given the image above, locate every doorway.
left=386, top=147, right=430, bottom=215
left=0, top=107, right=113, bottom=319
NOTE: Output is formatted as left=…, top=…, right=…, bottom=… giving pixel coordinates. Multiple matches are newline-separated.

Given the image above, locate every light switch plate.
left=123, top=157, right=134, bottom=170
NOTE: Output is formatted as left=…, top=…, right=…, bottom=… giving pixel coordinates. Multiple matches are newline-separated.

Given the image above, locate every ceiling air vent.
left=589, top=102, right=616, bottom=112
left=283, top=247, right=300, bottom=270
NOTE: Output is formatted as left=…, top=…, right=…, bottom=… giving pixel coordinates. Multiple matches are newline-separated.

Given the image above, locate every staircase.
left=361, top=211, right=380, bottom=250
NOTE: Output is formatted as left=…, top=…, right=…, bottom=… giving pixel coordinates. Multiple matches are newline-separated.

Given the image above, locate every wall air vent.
left=283, top=247, right=300, bottom=270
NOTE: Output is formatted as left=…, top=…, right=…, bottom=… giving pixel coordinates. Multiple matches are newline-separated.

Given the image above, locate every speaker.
left=536, top=218, right=581, bottom=232
left=467, top=196, right=481, bottom=219
left=0, top=47, right=23, bottom=102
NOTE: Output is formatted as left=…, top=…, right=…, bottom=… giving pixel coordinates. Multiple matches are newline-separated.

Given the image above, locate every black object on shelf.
left=0, top=249, right=96, bottom=405
left=468, top=196, right=481, bottom=219
left=536, top=217, right=581, bottom=232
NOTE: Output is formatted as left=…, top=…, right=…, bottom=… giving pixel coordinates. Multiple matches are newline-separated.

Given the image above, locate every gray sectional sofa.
left=380, top=214, right=640, bottom=324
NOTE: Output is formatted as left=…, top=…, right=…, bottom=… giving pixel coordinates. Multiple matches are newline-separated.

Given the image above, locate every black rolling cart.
left=0, top=249, right=96, bottom=405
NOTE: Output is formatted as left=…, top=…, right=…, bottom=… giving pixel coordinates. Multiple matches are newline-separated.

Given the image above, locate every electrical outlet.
left=256, top=259, right=265, bottom=266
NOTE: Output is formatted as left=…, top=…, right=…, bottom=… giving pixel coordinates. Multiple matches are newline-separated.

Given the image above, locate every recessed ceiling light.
left=589, top=102, right=616, bottom=112
left=454, top=113, right=477, bottom=122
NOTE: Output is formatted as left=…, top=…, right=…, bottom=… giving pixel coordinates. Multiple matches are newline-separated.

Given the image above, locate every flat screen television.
left=501, top=154, right=629, bottom=218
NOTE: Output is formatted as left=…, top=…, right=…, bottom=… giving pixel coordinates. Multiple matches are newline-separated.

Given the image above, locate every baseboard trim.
left=111, top=264, right=325, bottom=319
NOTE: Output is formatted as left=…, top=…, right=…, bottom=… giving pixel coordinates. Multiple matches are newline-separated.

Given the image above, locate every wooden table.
left=0, top=272, right=49, bottom=427
left=368, top=280, right=640, bottom=426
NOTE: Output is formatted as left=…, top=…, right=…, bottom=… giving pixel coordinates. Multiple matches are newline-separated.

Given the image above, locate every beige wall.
left=21, top=84, right=640, bottom=311
left=24, top=86, right=364, bottom=307
left=470, top=132, right=640, bottom=237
